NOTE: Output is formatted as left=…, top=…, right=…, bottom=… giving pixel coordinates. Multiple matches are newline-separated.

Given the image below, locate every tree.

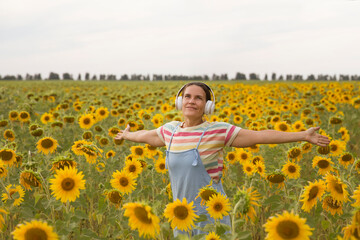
left=264, top=74, right=268, bottom=81
left=62, top=73, right=73, bottom=80
left=271, top=73, right=276, bottom=81
left=235, top=72, right=246, bottom=80
left=249, top=73, right=259, bottom=80
left=77, top=74, right=81, bottom=81
left=85, top=72, right=90, bottom=80
left=121, top=74, right=129, bottom=80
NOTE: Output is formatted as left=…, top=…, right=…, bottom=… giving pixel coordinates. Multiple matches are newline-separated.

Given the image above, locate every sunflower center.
left=41, top=139, right=54, bottom=149
left=289, top=149, right=301, bottom=158
left=330, top=144, right=338, bottom=152
left=119, top=177, right=129, bottom=187
left=341, top=154, right=352, bottom=162
left=228, top=153, right=235, bottom=161
left=134, top=206, right=152, bottom=224
left=268, top=174, right=285, bottom=183
left=20, top=113, right=29, bottom=119
left=318, top=146, right=330, bottom=155
left=318, top=159, right=330, bottom=169
left=83, top=118, right=91, bottom=125
left=308, top=186, right=319, bottom=201
left=23, top=174, right=40, bottom=187
left=0, top=168, right=4, bottom=174
left=276, top=220, right=300, bottom=239
left=24, top=227, right=48, bottom=240
left=44, top=116, right=50, bottom=121
left=246, top=167, right=252, bottom=172
left=5, top=131, right=14, bottom=138
left=213, top=202, right=223, bottom=212
left=279, top=124, right=288, bottom=131
left=173, top=206, right=189, bottom=220
left=201, top=190, right=217, bottom=201
left=159, top=163, right=165, bottom=170
left=61, top=178, right=75, bottom=191
left=326, top=197, right=340, bottom=209
left=128, top=165, right=136, bottom=173
left=11, top=112, right=18, bottom=118
left=135, top=148, right=143, bottom=156
left=0, top=150, right=13, bottom=161
left=334, top=183, right=343, bottom=194
left=288, top=165, right=296, bottom=173
left=100, top=110, right=105, bottom=115
left=241, top=153, right=248, bottom=160
left=109, top=191, right=122, bottom=204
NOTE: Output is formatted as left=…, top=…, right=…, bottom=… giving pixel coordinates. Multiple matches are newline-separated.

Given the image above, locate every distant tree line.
left=0, top=72, right=359, bottom=81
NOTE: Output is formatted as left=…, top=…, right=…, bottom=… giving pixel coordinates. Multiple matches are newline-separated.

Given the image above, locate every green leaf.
left=321, top=220, right=329, bottom=230
left=194, top=214, right=208, bottom=223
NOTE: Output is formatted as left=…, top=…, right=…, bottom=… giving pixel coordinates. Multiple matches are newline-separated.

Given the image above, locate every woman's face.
left=181, top=85, right=207, bottom=119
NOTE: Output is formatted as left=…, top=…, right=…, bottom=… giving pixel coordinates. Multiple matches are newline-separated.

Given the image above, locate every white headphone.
left=174, top=82, right=216, bottom=115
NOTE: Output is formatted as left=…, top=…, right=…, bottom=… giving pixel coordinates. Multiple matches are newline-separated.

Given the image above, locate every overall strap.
left=195, top=125, right=211, bottom=149
left=167, top=122, right=182, bottom=151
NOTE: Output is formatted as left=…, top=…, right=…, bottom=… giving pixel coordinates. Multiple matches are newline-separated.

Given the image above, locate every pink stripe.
left=166, top=136, right=224, bottom=144
left=225, top=126, right=236, bottom=144
left=207, top=167, right=222, bottom=174
left=163, top=128, right=227, bottom=137
left=160, top=126, right=165, bottom=139
left=199, top=149, right=219, bottom=155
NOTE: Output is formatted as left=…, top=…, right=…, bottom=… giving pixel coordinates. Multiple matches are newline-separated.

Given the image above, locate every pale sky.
left=1, top=0, right=359, bottom=79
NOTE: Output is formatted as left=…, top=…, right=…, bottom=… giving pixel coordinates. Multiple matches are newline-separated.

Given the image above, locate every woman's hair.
left=181, top=82, right=212, bottom=102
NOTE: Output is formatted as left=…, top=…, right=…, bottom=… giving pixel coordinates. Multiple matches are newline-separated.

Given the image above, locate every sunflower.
left=166, top=183, right=173, bottom=201
left=80, top=145, right=99, bottom=164
left=49, top=167, right=86, bottom=203
left=351, top=185, right=360, bottom=207
left=263, top=211, right=313, bottom=240
left=300, top=180, right=326, bottom=212
left=145, top=144, right=158, bottom=158
left=11, top=219, right=58, bottom=240
left=355, top=160, right=360, bottom=174
left=242, top=161, right=256, bottom=176
left=0, top=119, right=8, bottom=127
left=110, top=109, right=119, bottom=117
left=236, top=148, right=252, bottom=164
left=0, top=208, right=7, bottom=230
left=205, top=231, right=221, bottom=240
left=99, top=137, right=109, bottom=147
left=154, top=157, right=167, bottom=174
left=206, top=193, right=231, bottom=220
left=2, top=184, right=25, bottom=206
left=226, top=151, right=237, bottom=165
left=267, top=172, right=286, bottom=189
left=3, top=129, right=15, bottom=141
left=274, top=121, right=291, bottom=132
left=151, top=114, right=164, bottom=128
left=110, top=169, right=137, bottom=194
left=287, top=147, right=302, bottom=161
left=255, top=161, right=266, bottom=178
left=36, top=137, right=58, bottom=155
left=71, top=140, right=91, bottom=156
left=124, top=158, right=143, bottom=177
left=63, top=116, right=75, bottom=124
left=117, top=118, right=126, bottom=127
left=108, top=126, right=120, bottom=137
left=317, top=146, right=331, bottom=155
left=105, top=150, right=115, bottom=159
left=233, top=186, right=261, bottom=222
left=282, top=161, right=301, bottom=179
left=9, top=110, right=18, bottom=121
left=292, top=120, right=305, bottom=132
left=78, top=113, right=95, bottom=129
left=164, top=198, right=199, bottom=232
left=329, top=140, right=346, bottom=157
left=18, top=111, right=30, bottom=123
left=0, top=162, right=8, bottom=178
left=301, top=142, right=312, bottom=154
left=104, top=189, right=123, bottom=208
left=233, top=115, right=243, bottom=124
left=252, top=155, right=264, bottom=165
left=325, top=174, right=349, bottom=203
left=343, top=224, right=360, bottom=240
left=312, top=156, right=334, bottom=175
left=123, top=202, right=160, bottom=239
left=0, top=148, right=16, bottom=166
left=322, top=195, right=343, bottom=216
left=82, top=131, right=93, bottom=140
left=338, top=127, right=350, bottom=143
left=127, top=120, right=139, bottom=131
left=338, top=152, right=354, bottom=168
left=95, top=107, right=109, bottom=121
left=40, top=112, right=53, bottom=124
left=130, top=146, right=145, bottom=159
left=20, top=170, right=42, bottom=190
left=51, top=157, right=77, bottom=172
left=329, top=115, right=343, bottom=125
left=195, top=184, right=219, bottom=205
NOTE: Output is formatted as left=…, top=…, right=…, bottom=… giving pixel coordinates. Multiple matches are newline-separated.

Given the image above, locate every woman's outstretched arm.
left=231, top=126, right=330, bottom=148
left=114, top=125, right=165, bottom=147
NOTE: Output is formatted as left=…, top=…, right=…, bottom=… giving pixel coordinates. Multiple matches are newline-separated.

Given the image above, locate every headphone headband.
left=175, top=82, right=216, bottom=103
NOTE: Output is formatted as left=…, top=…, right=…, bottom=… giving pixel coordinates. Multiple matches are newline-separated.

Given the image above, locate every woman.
left=115, top=82, right=330, bottom=236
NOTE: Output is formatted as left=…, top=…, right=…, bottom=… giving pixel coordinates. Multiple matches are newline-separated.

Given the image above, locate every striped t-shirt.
left=156, top=121, right=241, bottom=181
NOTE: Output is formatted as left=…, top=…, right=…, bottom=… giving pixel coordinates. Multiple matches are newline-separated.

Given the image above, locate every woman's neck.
left=182, top=118, right=204, bottom=128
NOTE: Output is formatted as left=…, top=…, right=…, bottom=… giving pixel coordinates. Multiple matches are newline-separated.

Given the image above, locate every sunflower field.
left=0, top=80, right=360, bottom=240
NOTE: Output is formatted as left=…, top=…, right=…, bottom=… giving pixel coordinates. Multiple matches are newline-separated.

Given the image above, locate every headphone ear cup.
left=205, top=101, right=214, bottom=115
left=175, top=96, right=182, bottom=110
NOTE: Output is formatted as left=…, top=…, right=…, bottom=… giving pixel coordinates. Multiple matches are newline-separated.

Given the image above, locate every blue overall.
left=165, top=122, right=231, bottom=237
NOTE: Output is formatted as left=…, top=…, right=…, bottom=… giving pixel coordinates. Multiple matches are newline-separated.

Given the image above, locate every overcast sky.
left=1, top=0, right=359, bottom=79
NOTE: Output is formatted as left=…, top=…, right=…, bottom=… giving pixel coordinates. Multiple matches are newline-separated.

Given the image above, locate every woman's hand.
left=114, top=125, right=130, bottom=140
left=304, top=127, right=331, bottom=147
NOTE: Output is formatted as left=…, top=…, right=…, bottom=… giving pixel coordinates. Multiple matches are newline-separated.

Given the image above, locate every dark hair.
left=181, top=82, right=212, bottom=102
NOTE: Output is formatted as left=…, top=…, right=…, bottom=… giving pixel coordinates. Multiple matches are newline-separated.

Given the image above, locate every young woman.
left=114, top=82, right=330, bottom=236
